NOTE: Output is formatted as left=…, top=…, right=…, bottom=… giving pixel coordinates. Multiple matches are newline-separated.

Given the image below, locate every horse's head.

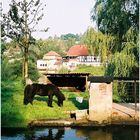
left=57, top=92, right=65, bottom=107
left=23, top=85, right=34, bottom=105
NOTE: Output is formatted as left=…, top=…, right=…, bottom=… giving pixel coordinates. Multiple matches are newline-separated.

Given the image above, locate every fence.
left=113, top=77, right=139, bottom=117
left=113, top=77, right=139, bottom=103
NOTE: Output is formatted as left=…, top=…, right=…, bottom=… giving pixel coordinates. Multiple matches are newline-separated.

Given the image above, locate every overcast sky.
left=2, top=0, right=95, bottom=39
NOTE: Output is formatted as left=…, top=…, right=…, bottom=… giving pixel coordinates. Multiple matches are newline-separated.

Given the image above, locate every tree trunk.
left=24, top=47, right=28, bottom=81
left=22, top=60, right=25, bottom=81
left=22, top=47, right=28, bottom=83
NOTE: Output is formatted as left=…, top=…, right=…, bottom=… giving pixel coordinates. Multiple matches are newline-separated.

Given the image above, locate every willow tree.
left=91, top=0, right=138, bottom=51
left=2, top=0, right=47, bottom=82
left=82, top=27, right=116, bottom=63
left=91, top=0, right=139, bottom=76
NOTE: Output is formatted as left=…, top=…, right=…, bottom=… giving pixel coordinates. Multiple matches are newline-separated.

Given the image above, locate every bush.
left=28, top=60, right=40, bottom=81
left=73, top=65, right=105, bottom=75
left=105, top=52, right=137, bottom=77
left=1, top=59, right=14, bottom=81
left=58, top=66, right=69, bottom=73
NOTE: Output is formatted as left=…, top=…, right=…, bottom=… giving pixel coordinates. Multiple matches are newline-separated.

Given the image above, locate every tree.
left=91, top=0, right=138, bottom=51
left=61, top=33, right=81, bottom=50
left=91, top=0, right=139, bottom=76
left=82, top=27, right=97, bottom=55
left=2, top=0, right=47, bottom=82
left=82, top=27, right=116, bottom=62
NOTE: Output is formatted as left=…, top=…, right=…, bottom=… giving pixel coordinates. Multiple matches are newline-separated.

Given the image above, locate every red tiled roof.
left=45, top=51, right=61, bottom=56
left=67, top=45, right=89, bottom=56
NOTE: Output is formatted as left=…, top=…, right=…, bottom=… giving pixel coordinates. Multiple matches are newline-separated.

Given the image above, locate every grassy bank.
left=1, top=79, right=89, bottom=128
left=72, top=65, right=105, bottom=75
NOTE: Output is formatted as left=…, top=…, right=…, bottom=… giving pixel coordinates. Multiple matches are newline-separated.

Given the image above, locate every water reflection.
left=75, top=127, right=138, bottom=140
left=76, top=128, right=112, bottom=140
left=24, top=128, right=65, bottom=140
left=1, top=126, right=139, bottom=140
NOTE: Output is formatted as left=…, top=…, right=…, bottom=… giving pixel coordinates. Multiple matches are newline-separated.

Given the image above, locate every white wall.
left=37, top=60, right=48, bottom=69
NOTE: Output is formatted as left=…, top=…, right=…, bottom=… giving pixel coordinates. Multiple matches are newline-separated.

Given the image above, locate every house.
left=37, top=51, right=62, bottom=73
left=37, top=45, right=101, bottom=73
left=63, top=45, right=101, bottom=70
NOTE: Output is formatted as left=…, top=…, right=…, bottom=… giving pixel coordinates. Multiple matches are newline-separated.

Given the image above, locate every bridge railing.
left=113, top=77, right=139, bottom=103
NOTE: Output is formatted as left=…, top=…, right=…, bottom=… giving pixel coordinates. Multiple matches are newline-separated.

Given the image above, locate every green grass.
left=72, top=65, right=105, bottom=76
left=1, top=79, right=89, bottom=128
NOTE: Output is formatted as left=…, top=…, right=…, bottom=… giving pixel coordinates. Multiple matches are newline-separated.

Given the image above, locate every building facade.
left=37, top=51, right=62, bottom=73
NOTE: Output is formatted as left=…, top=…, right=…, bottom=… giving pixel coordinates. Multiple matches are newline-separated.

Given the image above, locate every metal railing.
left=113, top=78, right=139, bottom=103
left=113, top=77, right=139, bottom=117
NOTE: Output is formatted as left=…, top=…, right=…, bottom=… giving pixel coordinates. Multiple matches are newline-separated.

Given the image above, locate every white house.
left=37, top=59, right=48, bottom=70
left=62, top=45, right=101, bottom=70
left=37, top=51, right=62, bottom=73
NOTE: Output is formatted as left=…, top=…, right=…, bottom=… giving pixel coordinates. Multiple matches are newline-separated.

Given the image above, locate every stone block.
left=89, top=83, right=112, bottom=123
left=75, top=109, right=88, bottom=120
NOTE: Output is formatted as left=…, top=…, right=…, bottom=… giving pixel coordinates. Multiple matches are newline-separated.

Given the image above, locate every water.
left=1, top=126, right=139, bottom=140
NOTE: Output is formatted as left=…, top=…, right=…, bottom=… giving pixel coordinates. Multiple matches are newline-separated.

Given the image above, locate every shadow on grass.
left=1, top=93, right=26, bottom=127
left=34, top=96, right=58, bottom=105
left=68, top=97, right=88, bottom=110
left=34, top=96, right=48, bottom=102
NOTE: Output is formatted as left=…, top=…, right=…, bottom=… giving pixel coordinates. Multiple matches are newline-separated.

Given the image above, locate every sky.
left=2, top=0, right=95, bottom=39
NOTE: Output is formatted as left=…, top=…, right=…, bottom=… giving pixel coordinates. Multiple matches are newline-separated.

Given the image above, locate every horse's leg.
left=48, top=95, right=53, bottom=107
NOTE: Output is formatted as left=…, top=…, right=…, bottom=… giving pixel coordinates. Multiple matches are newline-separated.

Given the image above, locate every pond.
left=1, top=126, right=139, bottom=140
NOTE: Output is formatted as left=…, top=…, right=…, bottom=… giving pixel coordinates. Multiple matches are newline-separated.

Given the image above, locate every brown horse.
left=23, top=83, right=65, bottom=107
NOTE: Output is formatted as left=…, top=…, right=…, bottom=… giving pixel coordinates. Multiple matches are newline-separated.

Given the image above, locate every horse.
left=23, top=83, right=65, bottom=107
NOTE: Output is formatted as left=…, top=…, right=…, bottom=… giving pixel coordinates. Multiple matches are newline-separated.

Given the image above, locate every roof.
left=43, top=51, right=62, bottom=59
left=44, top=73, right=90, bottom=77
left=44, top=51, right=61, bottom=56
left=67, top=45, right=89, bottom=56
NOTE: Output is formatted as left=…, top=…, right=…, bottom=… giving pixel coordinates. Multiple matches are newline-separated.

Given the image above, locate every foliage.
left=1, top=42, right=7, bottom=56
left=1, top=56, right=39, bottom=85
left=61, top=33, right=82, bottom=49
left=2, top=0, right=46, bottom=80
left=82, top=27, right=98, bottom=55
left=58, top=66, right=70, bottom=74
left=105, top=52, right=136, bottom=77
left=105, top=27, right=138, bottom=77
left=28, top=60, right=40, bottom=81
left=1, top=59, right=15, bottom=81
left=82, top=27, right=116, bottom=62
left=34, top=38, right=66, bottom=58
left=61, top=33, right=80, bottom=41
left=73, top=65, right=105, bottom=76
left=91, top=0, right=139, bottom=77
left=91, top=0, right=138, bottom=50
